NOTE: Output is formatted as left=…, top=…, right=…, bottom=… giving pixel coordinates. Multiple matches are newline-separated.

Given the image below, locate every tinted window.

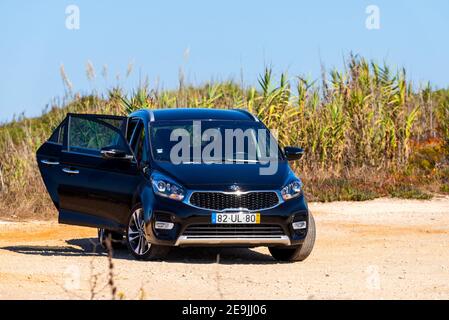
left=135, top=124, right=146, bottom=163
left=126, top=119, right=139, bottom=143
left=48, top=121, right=66, bottom=144
left=128, top=120, right=147, bottom=164
left=69, top=117, right=127, bottom=153
left=48, top=128, right=59, bottom=143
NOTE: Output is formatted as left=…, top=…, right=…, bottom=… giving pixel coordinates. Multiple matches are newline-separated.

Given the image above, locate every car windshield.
left=150, top=120, right=281, bottom=163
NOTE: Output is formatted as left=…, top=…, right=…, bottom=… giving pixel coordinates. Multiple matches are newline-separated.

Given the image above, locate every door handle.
left=41, top=160, right=60, bottom=166
left=62, top=168, right=79, bottom=175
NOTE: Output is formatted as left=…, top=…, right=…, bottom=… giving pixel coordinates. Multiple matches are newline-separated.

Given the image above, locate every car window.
left=126, top=119, right=139, bottom=143
left=135, top=124, right=146, bottom=164
left=48, top=121, right=66, bottom=144
left=128, top=121, right=147, bottom=164
left=150, top=120, right=280, bottom=162
left=48, top=128, right=59, bottom=143
left=68, top=117, right=128, bottom=155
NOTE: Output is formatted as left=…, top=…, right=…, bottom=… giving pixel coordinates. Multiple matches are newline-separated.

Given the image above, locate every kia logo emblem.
left=229, top=184, right=240, bottom=191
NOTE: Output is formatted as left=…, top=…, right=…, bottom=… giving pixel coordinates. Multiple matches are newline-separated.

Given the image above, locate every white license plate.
left=211, top=212, right=260, bottom=224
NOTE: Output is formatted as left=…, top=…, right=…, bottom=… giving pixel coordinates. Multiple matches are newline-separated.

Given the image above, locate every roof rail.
left=234, top=109, right=259, bottom=122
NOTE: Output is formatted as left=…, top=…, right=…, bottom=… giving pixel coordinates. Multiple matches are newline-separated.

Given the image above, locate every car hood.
left=153, top=161, right=292, bottom=190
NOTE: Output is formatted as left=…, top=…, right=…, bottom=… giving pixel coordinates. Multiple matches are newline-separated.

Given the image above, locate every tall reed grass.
left=1, top=55, right=448, bottom=218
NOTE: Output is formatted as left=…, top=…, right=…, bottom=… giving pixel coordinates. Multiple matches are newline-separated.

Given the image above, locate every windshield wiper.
left=224, top=159, right=261, bottom=163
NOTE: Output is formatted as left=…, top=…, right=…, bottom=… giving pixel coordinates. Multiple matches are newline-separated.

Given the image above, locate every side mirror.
left=100, top=147, right=133, bottom=161
left=284, top=147, right=304, bottom=161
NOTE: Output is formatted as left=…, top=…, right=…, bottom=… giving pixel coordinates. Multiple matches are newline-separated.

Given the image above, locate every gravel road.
left=1, top=197, right=448, bottom=300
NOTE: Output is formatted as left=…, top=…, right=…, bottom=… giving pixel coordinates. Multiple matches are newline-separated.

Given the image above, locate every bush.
left=388, top=185, right=432, bottom=200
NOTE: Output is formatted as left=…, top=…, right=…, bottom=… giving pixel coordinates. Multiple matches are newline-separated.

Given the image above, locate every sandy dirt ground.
left=0, top=197, right=448, bottom=300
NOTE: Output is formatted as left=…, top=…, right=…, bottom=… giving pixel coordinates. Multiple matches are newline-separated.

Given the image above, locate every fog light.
left=155, top=221, right=174, bottom=230
left=292, top=221, right=307, bottom=230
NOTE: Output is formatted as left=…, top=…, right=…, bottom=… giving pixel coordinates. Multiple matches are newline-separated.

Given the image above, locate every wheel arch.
left=134, top=183, right=155, bottom=223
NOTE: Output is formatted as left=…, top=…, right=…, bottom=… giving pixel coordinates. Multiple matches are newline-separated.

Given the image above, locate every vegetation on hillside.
left=1, top=54, right=448, bottom=219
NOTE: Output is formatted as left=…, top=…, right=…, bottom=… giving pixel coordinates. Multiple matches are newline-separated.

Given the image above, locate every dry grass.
left=1, top=55, right=449, bottom=219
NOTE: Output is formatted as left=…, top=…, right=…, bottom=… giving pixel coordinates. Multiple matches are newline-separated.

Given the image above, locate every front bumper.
left=144, top=192, right=309, bottom=248
left=175, top=235, right=291, bottom=246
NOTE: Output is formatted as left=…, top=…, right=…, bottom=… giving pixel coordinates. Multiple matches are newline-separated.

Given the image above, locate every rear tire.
left=126, top=204, right=170, bottom=261
left=269, top=212, right=316, bottom=262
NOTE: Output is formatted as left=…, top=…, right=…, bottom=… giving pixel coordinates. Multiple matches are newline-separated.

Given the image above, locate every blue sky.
left=0, top=0, right=448, bottom=122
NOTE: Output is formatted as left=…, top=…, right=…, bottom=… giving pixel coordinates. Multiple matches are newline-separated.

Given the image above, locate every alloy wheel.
left=127, top=208, right=150, bottom=256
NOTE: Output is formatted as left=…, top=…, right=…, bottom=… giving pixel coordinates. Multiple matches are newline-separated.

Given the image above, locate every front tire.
left=126, top=204, right=170, bottom=260
left=269, top=212, right=316, bottom=262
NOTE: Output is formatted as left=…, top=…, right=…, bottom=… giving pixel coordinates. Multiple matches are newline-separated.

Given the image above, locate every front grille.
left=189, top=191, right=279, bottom=211
left=182, top=224, right=285, bottom=238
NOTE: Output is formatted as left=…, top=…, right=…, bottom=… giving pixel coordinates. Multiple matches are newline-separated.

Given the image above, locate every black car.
left=36, top=108, right=315, bottom=262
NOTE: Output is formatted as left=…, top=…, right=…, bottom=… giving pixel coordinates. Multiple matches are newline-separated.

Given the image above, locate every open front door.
left=37, top=113, right=141, bottom=231
left=36, top=118, right=67, bottom=210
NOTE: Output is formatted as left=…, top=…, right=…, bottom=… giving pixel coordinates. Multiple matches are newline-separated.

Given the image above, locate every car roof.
left=130, top=108, right=258, bottom=122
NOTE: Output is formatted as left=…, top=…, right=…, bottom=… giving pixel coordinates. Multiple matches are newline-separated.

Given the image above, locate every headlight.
left=281, top=179, right=302, bottom=201
left=151, top=172, right=185, bottom=201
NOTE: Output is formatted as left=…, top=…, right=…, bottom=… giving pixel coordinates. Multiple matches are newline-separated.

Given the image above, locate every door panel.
left=36, top=119, right=67, bottom=209
left=59, top=151, right=140, bottom=228
left=57, top=114, right=141, bottom=230
left=36, top=142, right=63, bottom=209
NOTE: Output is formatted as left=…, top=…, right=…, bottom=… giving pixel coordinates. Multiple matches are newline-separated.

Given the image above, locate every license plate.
left=211, top=212, right=260, bottom=224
